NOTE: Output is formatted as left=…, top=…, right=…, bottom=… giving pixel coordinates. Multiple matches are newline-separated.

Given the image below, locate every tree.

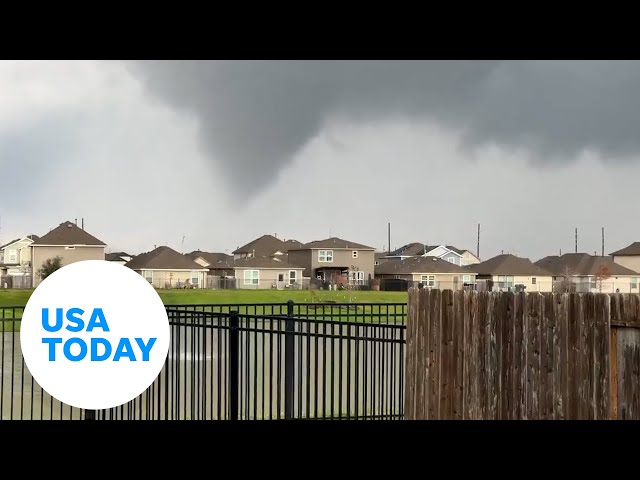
left=555, top=266, right=576, bottom=293
left=595, top=265, right=611, bottom=293
left=38, top=256, right=63, bottom=281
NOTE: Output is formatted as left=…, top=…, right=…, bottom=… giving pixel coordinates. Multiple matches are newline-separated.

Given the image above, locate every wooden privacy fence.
left=404, top=288, right=640, bottom=420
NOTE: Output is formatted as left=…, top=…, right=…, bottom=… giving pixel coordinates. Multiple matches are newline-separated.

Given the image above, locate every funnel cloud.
left=131, top=60, right=640, bottom=201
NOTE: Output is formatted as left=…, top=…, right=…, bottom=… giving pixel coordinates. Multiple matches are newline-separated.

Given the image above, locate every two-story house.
left=610, top=242, right=640, bottom=273
left=31, top=220, right=107, bottom=287
left=0, top=234, right=39, bottom=277
left=287, top=237, right=376, bottom=286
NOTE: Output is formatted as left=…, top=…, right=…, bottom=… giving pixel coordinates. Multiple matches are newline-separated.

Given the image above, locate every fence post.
left=285, top=300, right=295, bottom=419
left=84, top=409, right=96, bottom=420
left=229, top=310, right=239, bottom=421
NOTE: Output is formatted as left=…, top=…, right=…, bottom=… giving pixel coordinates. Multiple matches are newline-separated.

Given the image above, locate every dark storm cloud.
left=130, top=60, right=640, bottom=199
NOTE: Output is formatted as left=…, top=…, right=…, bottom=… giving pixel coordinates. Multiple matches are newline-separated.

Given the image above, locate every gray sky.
left=1, top=60, right=639, bottom=261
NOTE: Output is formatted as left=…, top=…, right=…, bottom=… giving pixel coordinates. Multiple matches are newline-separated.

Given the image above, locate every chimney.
left=75, top=218, right=77, bottom=225
left=274, top=233, right=277, bottom=239
left=81, top=218, right=84, bottom=230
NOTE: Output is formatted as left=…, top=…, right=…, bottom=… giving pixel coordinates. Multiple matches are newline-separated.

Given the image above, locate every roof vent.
left=67, top=224, right=73, bottom=228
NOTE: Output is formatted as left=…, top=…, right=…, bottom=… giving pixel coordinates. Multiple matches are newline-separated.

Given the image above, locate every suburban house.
left=186, top=251, right=234, bottom=272
left=185, top=250, right=235, bottom=287
left=374, top=256, right=477, bottom=291
left=232, top=234, right=303, bottom=260
left=609, top=242, right=640, bottom=274
left=105, top=252, right=134, bottom=265
left=31, top=221, right=107, bottom=288
left=467, top=253, right=554, bottom=292
left=287, top=237, right=376, bottom=287
left=377, top=243, right=481, bottom=266
left=535, top=253, right=640, bottom=293
left=0, top=234, right=39, bottom=277
left=125, top=246, right=209, bottom=289
left=232, top=256, right=305, bottom=290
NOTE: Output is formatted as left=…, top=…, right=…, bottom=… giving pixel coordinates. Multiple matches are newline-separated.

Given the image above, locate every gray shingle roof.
left=295, top=237, right=375, bottom=250
left=232, top=234, right=302, bottom=256
left=375, top=256, right=472, bottom=275
left=535, top=253, right=640, bottom=276
left=33, top=221, right=106, bottom=246
left=125, top=246, right=206, bottom=270
left=468, top=254, right=553, bottom=276
left=609, top=242, right=640, bottom=256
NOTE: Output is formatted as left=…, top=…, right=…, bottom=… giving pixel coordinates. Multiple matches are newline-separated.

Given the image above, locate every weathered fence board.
left=405, top=290, right=640, bottom=420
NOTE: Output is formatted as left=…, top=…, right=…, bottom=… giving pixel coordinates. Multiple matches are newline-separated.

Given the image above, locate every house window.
left=632, top=278, right=638, bottom=289
left=244, top=270, right=259, bottom=286
left=191, top=272, right=199, bottom=287
left=497, top=275, right=514, bottom=289
left=8, top=249, right=17, bottom=262
left=375, top=261, right=379, bottom=266
left=447, top=257, right=456, bottom=264
left=421, top=275, right=436, bottom=287
left=65, top=246, right=75, bottom=250
left=143, top=271, right=153, bottom=283
left=278, top=273, right=284, bottom=282
left=349, top=271, right=365, bottom=285
left=463, top=275, right=471, bottom=284
left=352, top=251, right=358, bottom=259
left=318, top=250, right=333, bottom=262
left=289, top=270, right=297, bottom=285
left=532, top=277, right=537, bottom=285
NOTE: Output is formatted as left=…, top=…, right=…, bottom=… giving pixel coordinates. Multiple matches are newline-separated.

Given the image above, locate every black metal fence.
left=1, top=301, right=406, bottom=420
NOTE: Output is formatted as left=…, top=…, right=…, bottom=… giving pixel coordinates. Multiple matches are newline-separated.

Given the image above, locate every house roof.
left=386, top=243, right=470, bottom=258
left=105, top=252, right=134, bottom=262
left=375, top=256, right=473, bottom=275
left=467, top=254, right=553, bottom=276
left=535, top=253, right=640, bottom=276
left=0, top=238, right=20, bottom=250
left=186, top=251, right=233, bottom=267
left=294, top=237, right=375, bottom=251
left=32, top=221, right=106, bottom=246
left=609, top=242, right=640, bottom=256
left=232, top=234, right=301, bottom=256
left=0, top=235, right=39, bottom=250
left=125, top=246, right=206, bottom=270
left=388, top=243, right=428, bottom=256
left=232, top=256, right=304, bottom=270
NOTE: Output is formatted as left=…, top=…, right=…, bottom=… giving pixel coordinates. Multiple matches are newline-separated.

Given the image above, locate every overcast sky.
left=1, top=60, right=639, bottom=261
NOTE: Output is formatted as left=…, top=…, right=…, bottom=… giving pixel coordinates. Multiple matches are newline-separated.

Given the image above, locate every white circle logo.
left=20, top=260, right=170, bottom=410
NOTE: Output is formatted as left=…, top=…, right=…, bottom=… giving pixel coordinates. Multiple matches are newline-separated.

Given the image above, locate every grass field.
left=1, top=289, right=409, bottom=331
left=0, top=288, right=407, bottom=307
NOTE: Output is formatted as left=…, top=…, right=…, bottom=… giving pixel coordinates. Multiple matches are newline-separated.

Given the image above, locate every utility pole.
left=477, top=223, right=480, bottom=259
left=575, top=227, right=578, bottom=253
left=387, top=222, right=391, bottom=254
left=602, top=227, right=605, bottom=257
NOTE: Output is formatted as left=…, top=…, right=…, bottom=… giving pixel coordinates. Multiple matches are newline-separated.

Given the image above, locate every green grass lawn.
left=0, top=288, right=407, bottom=307
left=1, top=288, right=408, bottom=331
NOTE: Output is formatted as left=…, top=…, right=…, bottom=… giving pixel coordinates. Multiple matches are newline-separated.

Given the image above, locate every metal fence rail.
left=1, top=301, right=406, bottom=420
